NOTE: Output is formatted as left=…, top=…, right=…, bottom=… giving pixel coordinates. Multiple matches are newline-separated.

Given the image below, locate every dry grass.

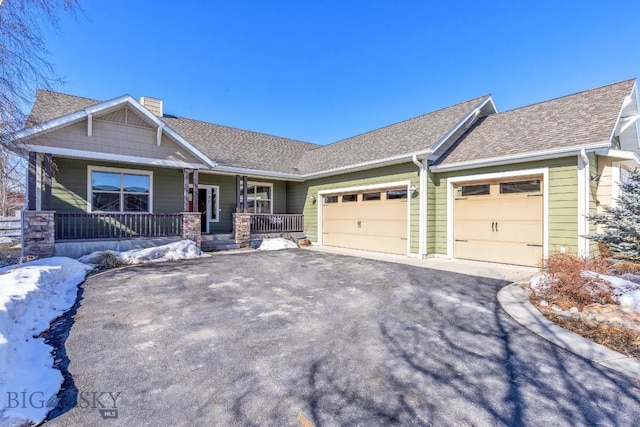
left=0, top=241, right=21, bottom=268
left=613, top=262, right=640, bottom=275
left=547, top=314, right=640, bottom=359
left=536, top=253, right=614, bottom=310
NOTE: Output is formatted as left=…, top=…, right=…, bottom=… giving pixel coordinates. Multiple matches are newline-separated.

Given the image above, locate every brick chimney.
left=140, top=96, right=163, bottom=117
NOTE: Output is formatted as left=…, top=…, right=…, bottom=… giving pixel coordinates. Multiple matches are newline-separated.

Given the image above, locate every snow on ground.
left=78, top=239, right=208, bottom=266
left=530, top=272, right=640, bottom=312
left=0, top=240, right=207, bottom=425
left=257, top=238, right=298, bottom=251
left=0, top=258, right=91, bottom=426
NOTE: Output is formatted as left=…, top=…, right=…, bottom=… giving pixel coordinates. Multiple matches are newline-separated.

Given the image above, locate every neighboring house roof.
left=161, top=116, right=319, bottom=174
left=434, top=79, right=636, bottom=168
left=296, top=96, right=490, bottom=175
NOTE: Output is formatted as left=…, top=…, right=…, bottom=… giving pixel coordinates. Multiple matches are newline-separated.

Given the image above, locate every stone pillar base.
left=22, top=210, right=55, bottom=259
left=181, top=212, right=202, bottom=248
left=233, top=213, right=251, bottom=247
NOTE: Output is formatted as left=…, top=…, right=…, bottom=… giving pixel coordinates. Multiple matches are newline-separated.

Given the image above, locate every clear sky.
left=40, top=0, right=640, bottom=145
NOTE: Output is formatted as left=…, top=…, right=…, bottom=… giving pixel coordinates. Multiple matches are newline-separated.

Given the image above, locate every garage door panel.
left=322, top=187, right=408, bottom=256
left=454, top=220, right=495, bottom=241
left=455, top=240, right=543, bottom=267
left=324, top=232, right=406, bottom=255
left=492, top=221, right=543, bottom=244
left=360, top=220, right=407, bottom=236
left=454, top=177, right=543, bottom=267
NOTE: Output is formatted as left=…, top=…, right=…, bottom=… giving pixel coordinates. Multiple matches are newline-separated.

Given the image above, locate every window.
left=386, top=189, right=408, bottom=199
left=89, top=167, right=152, bottom=212
left=324, top=195, right=338, bottom=204
left=499, top=180, right=541, bottom=194
left=342, top=194, right=358, bottom=202
left=458, top=184, right=490, bottom=196
left=240, top=182, right=273, bottom=213
left=362, top=192, right=381, bottom=201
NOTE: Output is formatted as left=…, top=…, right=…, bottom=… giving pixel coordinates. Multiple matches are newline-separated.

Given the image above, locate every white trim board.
left=317, top=180, right=412, bottom=257
left=27, top=145, right=207, bottom=170
left=446, top=167, right=549, bottom=261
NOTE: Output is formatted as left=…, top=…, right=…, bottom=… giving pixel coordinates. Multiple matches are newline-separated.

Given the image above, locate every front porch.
left=21, top=153, right=304, bottom=258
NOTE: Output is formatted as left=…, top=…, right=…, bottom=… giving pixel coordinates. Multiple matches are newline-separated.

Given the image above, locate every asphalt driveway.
left=46, top=250, right=640, bottom=426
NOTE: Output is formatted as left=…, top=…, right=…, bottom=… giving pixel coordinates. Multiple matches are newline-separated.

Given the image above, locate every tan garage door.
left=454, top=177, right=543, bottom=267
left=322, top=188, right=408, bottom=255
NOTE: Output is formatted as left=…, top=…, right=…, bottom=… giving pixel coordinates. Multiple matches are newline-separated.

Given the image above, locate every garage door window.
left=458, top=184, right=490, bottom=196
left=499, top=180, right=541, bottom=194
left=363, top=192, right=381, bottom=201
left=342, top=194, right=358, bottom=202
left=324, top=195, right=338, bottom=204
left=386, top=189, right=407, bottom=199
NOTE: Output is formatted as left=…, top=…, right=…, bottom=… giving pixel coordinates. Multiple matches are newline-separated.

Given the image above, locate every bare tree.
left=0, top=0, right=80, bottom=210
left=1, top=0, right=79, bottom=138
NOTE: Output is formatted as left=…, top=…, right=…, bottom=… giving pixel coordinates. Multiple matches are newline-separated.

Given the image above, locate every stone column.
left=181, top=212, right=202, bottom=248
left=22, top=211, right=55, bottom=259
left=233, top=212, right=251, bottom=247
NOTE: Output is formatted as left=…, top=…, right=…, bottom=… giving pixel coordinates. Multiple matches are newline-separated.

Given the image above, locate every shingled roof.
left=27, top=90, right=101, bottom=126
left=26, top=89, right=487, bottom=175
left=161, top=116, right=318, bottom=174
left=435, top=79, right=636, bottom=167
left=296, top=96, right=489, bottom=175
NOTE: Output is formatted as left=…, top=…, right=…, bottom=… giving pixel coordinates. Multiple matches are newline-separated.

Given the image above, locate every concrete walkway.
left=302, top=245, right=537, bottom=283
left=498, top=283, right=640, bottom=381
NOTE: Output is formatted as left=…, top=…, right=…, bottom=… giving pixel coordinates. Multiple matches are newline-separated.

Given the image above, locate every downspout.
left=578, top=149, right=590, bottom=257
left=412, top=154, right=427, bottom=258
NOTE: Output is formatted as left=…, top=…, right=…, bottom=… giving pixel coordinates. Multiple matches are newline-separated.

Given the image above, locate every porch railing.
left=55, top=213, right=183, bottom=241
left=250, top=214, right=303, bottom=233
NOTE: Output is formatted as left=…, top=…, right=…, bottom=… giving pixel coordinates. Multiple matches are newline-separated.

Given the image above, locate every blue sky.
left=40, top=1, right=640, bottom=145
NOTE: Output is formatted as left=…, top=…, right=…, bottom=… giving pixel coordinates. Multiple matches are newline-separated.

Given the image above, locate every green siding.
left=431, top=156, right=579, bottom=256
left=52, top=158, right=287, bottom=235
left=588, top=153, right=599, bottom=255
left=52, top=157, right=183, bottom=213
left=287, top=163, right=421, bottom=254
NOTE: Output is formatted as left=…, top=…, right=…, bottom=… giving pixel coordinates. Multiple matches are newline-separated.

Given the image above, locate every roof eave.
left=300, top=150, right=430, bottom=179
left=207, top=165, right=304, bottom=181
left=430, top=141, right=611, bottom=173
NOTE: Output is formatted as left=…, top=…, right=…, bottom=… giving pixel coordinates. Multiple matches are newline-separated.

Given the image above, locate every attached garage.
left=321, top=187, right=409, bottom=255
left=453, top=176, right=544, bottom=267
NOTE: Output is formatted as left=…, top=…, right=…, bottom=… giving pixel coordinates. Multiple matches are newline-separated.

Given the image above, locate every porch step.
left=201, top=233, right=234, bottom=241
left=201, top=239, right=240, bottom=252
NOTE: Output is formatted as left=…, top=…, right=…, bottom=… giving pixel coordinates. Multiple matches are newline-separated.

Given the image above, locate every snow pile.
left=79, top=240, right=208, bottom=267
left=530, top=272, right=640, bottom=312
left=595, top=273, right=640, bottom=312
left=257, top=238, right=298, bottom=251
left=0, top=258, right=90, bottom=426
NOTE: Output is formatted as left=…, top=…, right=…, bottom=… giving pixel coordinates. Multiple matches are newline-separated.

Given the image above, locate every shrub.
left=535, top=253, right=614, bottom=310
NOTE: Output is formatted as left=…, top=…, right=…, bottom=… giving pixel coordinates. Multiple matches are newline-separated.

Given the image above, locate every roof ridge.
left=319, top=95, right=490, bottom=147
left=163, top=115, right=319, bottom=148
left=496, top=78, right=636, bottom=115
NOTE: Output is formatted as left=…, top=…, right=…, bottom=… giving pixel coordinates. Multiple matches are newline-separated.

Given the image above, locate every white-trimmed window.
left=88, top=166, right=153, bottom=213
left=240, top=182, right=273, bottom=214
